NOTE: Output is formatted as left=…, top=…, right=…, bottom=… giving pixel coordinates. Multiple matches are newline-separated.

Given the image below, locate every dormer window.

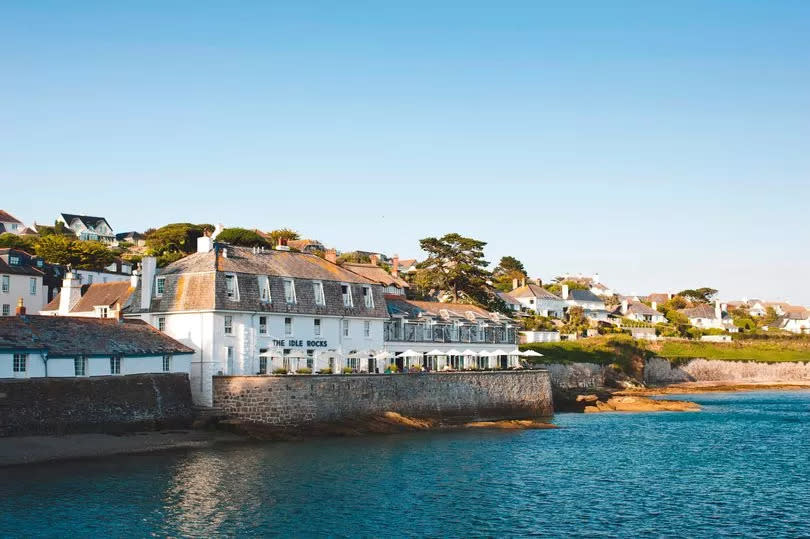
left=341, top=284, right=353, bottom=307
left=283, top=279, right=296, bottom=304
left=313, top=281, right=325, bottom=306
left=9, top=256, right=19, bottom=265
left=225, top=273, right=238, bottom=300
left=258, top=276, right=271, bottom=302
left=363, top=286, right=373, bottom=308
left=156, top=277, right=166, bottom=297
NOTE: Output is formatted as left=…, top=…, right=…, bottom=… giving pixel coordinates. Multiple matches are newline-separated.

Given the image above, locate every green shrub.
left=342, top=366, right=355, bottom=374
left=318, top=367, right=333, bottom=374
left=272, top=367, right=288, bottom=375
left=408, top=364, right=423, bottom=372
left=296, top=367, right=312, bottom=374
left=386, top=363, right=398, bottom=373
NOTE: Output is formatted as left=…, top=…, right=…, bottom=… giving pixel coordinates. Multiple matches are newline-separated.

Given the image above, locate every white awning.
left=258, top=349, right=283, bottom=358
left=491, top=349, right=507, bottom=356
left=477, top=350, right=492, bottom=357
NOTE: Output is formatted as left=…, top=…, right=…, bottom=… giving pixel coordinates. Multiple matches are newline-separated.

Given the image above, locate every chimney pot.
left=391, top=255, right=399, bottom=277
left=15, top=297, right=26, bottom=316
left=562, top=284, right=569, bottom=300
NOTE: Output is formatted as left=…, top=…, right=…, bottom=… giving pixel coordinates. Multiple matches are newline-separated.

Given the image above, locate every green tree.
left=145, top=223, right=213, bottom=259
left=215, top=228, right=270, bottom=247
left=267, top=228, right=300, bottom=246
left=676, top=287, right=718, bottom=304
left=545, top=280, right=588, bottom=297
left=522, top=315, right=555, bottom=331
left=34, top=236, right=116, bottom=270
left=0, top=233, right=36, bottom=251
left=415, top=233, right=490, bottom=303
left=337, top=252, right=371, bottom=264
left=761, top=306, right=779, bottom=326
left=562, top=306, right=589, bottom=335
left=493, top=256, right=528, bottom=292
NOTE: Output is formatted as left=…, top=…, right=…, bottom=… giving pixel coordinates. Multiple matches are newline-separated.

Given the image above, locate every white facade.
left=0, top=273, right=45, bottom=315
left=1, top=351, right=191, bottom=379
left=521, top=331, right=561, bottom=343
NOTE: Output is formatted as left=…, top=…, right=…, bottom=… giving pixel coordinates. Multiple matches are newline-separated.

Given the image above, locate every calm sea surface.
left=1, top=390, right=810, bottom=537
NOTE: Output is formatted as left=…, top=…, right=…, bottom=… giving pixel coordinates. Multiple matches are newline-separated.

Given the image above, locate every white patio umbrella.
left=426, top=349, right=446, bottom=356
left=446, top=349, right=462, bottom=356
left=461, top=349, right=477, bottom=356
left=374, top=351, right=393, bottom=361
left=521, top=350, right=544, bottom=357
left=507, top=349, right=521, bottom=356
left=477, top=350, right=492, bottom=356
left=396, top=350, right=421, bottom=358
left=491, top=349, right=507, bottom=356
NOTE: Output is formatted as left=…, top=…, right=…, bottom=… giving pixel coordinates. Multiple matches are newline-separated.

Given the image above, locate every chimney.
left=562, top=284, right=569, bottom=300
left=275, top=237, right=290, bottom=251
left=652, top=301, right=658, bottom=311
left=325, top=249, right=337, bottom=264
left=520, top=277, right=526, bottom=287
left=667, top=292, right=672, bottom=300
left=391, top=255, right=399, bottom=277
left=140, top=257, right=156, bottom=310
left=714, top=299, right=722, bottom=319
left=197, top=235, right=213, bottom=253
left=621, top=299, right=628, bottom=315
left=593, top=273, right=600, bottom=284
left=130, top=267, right=140, bottom=288
left=512, top=278, right=519, bottom=290
left=370, top=254, right=380, bottom=266
left=15, top=297, right=26, bottom=316
left=59, top=269, right=83, bottom=315
left=211, top=223, right=224, bottom=240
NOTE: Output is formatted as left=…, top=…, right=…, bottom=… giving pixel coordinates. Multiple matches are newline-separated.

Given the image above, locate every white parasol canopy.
left=446, top=349, right=462, bottom=356
left=521, top=350, right=544, bottom=357
left=426, top=349, right=446, bottom=356
left=507, top=349, right=521, bottom=356
left=477, top=350, right=492, bottom=356
left=461, top=349, right=477, bottom=356
left=374, top=351, right=393, bottom=360
left=396, top=350, right=421, bottom=358
left=491, top=349, right=507, bottom=356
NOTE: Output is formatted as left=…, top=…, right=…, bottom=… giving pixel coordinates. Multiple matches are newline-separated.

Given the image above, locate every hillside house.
left=58, top=213, right=115, bottom=244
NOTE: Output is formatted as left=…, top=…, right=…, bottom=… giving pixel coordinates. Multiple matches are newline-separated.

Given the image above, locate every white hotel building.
left=126, top=240, right=389, bottom=405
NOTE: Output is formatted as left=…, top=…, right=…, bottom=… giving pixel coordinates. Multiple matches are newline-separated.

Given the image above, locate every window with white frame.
left=362, top=286, right=373, bottom=308
left=225, top=274, right=238, bottom=300
left=9, top=255, right=20, bottom=265
left=346, top=357, right=358, bottom=370
left=314, top=318, right=321, bottom=336
left=285, top=317, right=293, bottom=336
left=74, top=355, right=87, bottom=376
left=99, top=307, right=109, bottom=319
left=156, top=277, right=165, bottom=296
left=259, top=316, right=267, bottom=334
left=341, top=284, right=353, bottom=307
left=157, top=316, right=166, bottom=332
left=313, top=281, right=325, bottom=306
left=343, top=319, right=349, bottom=337
left=2, top=304, right=9, bottom=316
left=364, top=320, right=371, bottom=337
left=283, top=279, right=296, bottom=304
left=29, top=278, right=37, bottom=295
left=224, top=315, right=233, bottom=334
left=13, top=353, right=27, bottom=374
left=259, top=349, right=268, bottom=374
left=1, top=275, right=8, bottom=293
left=162, top=354, right=172, bottom=372
left=110, top=355, right=121, bottom=375
left=258, top=276, right=271, bottom=302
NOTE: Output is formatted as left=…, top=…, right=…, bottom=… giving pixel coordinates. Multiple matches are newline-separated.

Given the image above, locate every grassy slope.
left=522, top=336, right=810, bottom=364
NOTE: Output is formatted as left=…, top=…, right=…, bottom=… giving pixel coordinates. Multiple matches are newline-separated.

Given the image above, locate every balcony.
left=384, top=322, right=516, bottom=344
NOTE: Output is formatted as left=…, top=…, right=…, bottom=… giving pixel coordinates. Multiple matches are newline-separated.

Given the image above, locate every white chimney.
left=562, top=284, right=569, bottom=300
left=197, top=235, right=213, bottom=253
left=652, top=301, right=658, bottom=311
left=714, top=299, right=722, bottom=319
left=130, top=267, right=140, bottom=288
left=621, top=299, right=628, bottom=315
left=59, top=270, right=83, bottom=315
left=140, top=256, right=156, bottom=310
left=512, top=278, right=519, bottom=290
left=211, top=223, right=224, bottom=240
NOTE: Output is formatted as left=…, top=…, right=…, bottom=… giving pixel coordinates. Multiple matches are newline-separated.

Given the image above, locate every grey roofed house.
left=496, top=291, right=523, bottom=310
left=567, top=289, right=603, bottom=303
left=509, top=283, right=562, bottom=300
left=60, top=213, right=112, bottom=231
left=127, top=244, right=390, bottom=319
left=613, top=301, right=660, bottom=317
left=0, top=315, right=193, bottom=357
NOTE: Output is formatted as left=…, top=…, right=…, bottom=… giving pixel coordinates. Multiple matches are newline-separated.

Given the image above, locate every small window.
left=259, top=349, right=268, bottom=374
left=99, top=307, right=108, bottom=319
left=364, top=320, right=371, bottom=337
left=341, top=284, right=353, bottom=307
left=2, top=304, right=9, bottom=316
left=259, top=276, right=271, bottom=302
left=2, top=275, right=9, bottom=293
left=13, top=353, right=27, bottom=374
left=225, top=274, right=238, bottom=300
left=363, top=286, right=373, bottom=308
left=283, top=279, right=296, bottom=304
left=224, top=315, right=233, bottom=335
left=74, top=355, right=87, bottom=376
left=29, top=278, right=37, bottom=295
left=110, top=355, right=121, bottom=375
left=157, top=316, right=166, bottom=332
left=313, top=281, right=325, bottom=306
left=314, top=318, right=321, bottom=336
left=306, top=350, right=314, bottom=370
left=285, top=317, right=293, bottom=336
left=259, top=316, right=267, bottom=334
left=156, top=277, right=166, bottom=296
left=343, top=319, right=349, bottom=337
left=162, top=354, right=172, bottom=372
left=36, top=259, right=43, bottom=267
left=9, top=256, right=20, bottom=265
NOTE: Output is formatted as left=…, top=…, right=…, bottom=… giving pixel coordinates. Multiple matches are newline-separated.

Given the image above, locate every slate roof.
left=385, top=296, right=510, bottom=323
left=510, top=283, right=563, bottom=301
left=0, top=316, right=193, bottom=356
left=343, top=263, right=409, bottom=289
left=679, top=304, right=719, bottom=319
left=128, top=245, right=389, bottom=319
left=60, top=213, right=112, bottom=231
left=613, top=301, right=661, bottom=317
left=496, top=291, right=522, bottom=307
left=0, top=210, right=22, bottom=224
left=287, top=239, right=324, bottom=251
left=0, top=249, right=44, bottom=277
left=567, top=289, right=604, bottom=303
left=647, top=293, right=671, bottom=305
left=42, top=281, right=134, bottom=313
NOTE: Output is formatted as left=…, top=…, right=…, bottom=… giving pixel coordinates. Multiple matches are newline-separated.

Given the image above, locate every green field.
left=654, top=340, right=810, bottom=363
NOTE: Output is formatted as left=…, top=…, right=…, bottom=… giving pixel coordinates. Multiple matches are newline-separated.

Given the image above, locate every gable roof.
left=0, top=249, right=44, bottom=277
left=0, top=316, right=193, bottom=356
left=615, top=301, right=661, bottom=317
left=509, top=283, right=562, bottom=300
left=679, top=304, right=719, bottom=319
left=647, top=293, right=671, bottom=305
left=342, top=263, right=409, bottom=289
left=0, top=210, right=22, bottom=224
left=385, top=296, right=509, bottom=322
left=568, top=289, right=603, bottom=303
left=287, top=239, right=324, bottom=251
left=42, top=281, right=134, bottom=313
left=60, top=213, right=112, bottom=231
left=496, top=291, right=522, bottom=307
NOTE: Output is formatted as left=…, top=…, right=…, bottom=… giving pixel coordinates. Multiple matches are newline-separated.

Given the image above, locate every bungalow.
left=58, top=213, right=115, bottom=244
left=562, top=285, right=609, bottom=322
left=0, top=304, right=193, bottom=379
left=508, top=283, right=566, bottom=318
left=40, top=270, right=134, bottom=318
left=776, top=307, right=810, bottom=335
left=679, top=301, right=737, bottom=331
left=0, top=210, right=24, bottom=235
left=614, top=299, right=667, bottom=324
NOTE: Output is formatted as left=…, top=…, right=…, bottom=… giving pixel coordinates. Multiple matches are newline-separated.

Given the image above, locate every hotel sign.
left=272, top=339, right=329, bottom=348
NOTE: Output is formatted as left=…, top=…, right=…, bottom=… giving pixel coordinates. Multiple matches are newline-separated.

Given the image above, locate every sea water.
left=1, top=390, right=809, bottom=537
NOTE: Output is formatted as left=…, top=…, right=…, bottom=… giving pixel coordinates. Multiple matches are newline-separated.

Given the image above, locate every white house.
left=508, top=283, right=567, bottom=318
left=562, top=285, right=609, bottom=322
left=776, top=308, right=810, bottom=334
left=58, top=213, right=116, bottom=244
left=615, top=299, right=667, bottom=324
left=0, top=248, right=45, bottom=315
left=0, top=210, right=24, bottom=235
left=0, top=308, right=193, bottom=379
left=679, top=301, right=737, bottom=331
left=521, top=330, right=561, bottom=343
left=126, top=241, right=390, bottom=405
left=383, top=297, right=520, bottom=371
left=40, top=271, right=134, bottom=318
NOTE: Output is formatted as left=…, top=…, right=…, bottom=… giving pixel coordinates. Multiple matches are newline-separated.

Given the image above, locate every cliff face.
left=646, top=357, right=810, bottom=384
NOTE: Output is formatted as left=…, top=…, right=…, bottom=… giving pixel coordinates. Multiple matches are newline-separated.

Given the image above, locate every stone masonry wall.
left=645, top=357, right=810, bottom=384
left=0, top=373, right=193, bottom=437
left=213, top=370, right=553, bottom=429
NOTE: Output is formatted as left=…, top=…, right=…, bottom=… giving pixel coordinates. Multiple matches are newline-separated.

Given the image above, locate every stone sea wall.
left=213, top=371, right=553, bottom=430
left=0, top=373, right=193, bottom=437
left=645, top=357, right=810, bottom=384
left=544, top=363, right=607, bottom=390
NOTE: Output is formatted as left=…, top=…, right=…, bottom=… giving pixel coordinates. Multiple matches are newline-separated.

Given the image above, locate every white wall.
left=75, top=269, right=131, bottom=284
left=0, top=274, right=45, bottom=313
left=0, top=352, right=191, bottom=378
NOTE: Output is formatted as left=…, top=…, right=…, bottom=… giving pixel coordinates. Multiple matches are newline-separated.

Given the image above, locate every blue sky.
left=2, top=1, right=809, bottom=303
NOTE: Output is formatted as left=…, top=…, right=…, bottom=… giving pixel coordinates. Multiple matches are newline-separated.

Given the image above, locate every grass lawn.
left=654, top=340, right=810, bottom=363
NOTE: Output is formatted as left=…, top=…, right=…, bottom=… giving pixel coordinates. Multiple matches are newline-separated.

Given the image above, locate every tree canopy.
left=215, top=228, right=270, bottom=247
left=492, top=255, right=528, bottom=292
left=0, top=233, right=36, bottom=251
left=676, top=287, right=718, bottom=304
left=545, top=280, right=588, bottom=297
left=266, top=228, right=299, bottom=246
left=145, top=223, right=213, bottom=265
left=34, top=236, right=116, bottom=270
left=414, top=233, right=490, bottom=303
